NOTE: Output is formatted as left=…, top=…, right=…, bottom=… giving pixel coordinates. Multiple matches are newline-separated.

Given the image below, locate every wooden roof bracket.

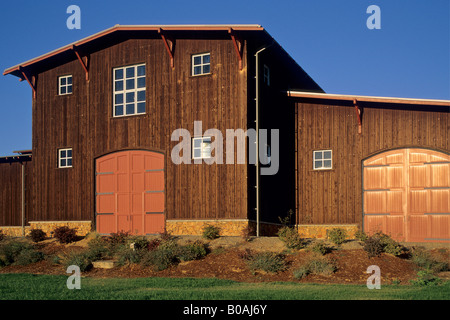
left=19, top=66, right=36, bottom=99
left=72, top=45, right=89, bottom=81
left=158, top=28, right=175, bottom=68
left=229, top=28, right=243, bottom=70
left=353, top=98, right=362, bottom=134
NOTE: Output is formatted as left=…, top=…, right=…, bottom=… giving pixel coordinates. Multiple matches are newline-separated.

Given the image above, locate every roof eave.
left=3, top=24, right=264, bottom=77
left=287, top=91, right=450, bottom=107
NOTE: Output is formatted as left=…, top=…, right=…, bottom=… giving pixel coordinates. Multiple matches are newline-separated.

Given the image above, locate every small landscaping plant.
left=241, top=251, right=287, bottom=274
left=0, top=230, right=5, bottom=242
left=277, top=226, right=306, bottom=250
left=0, top=239, right=44, bottom=267
left=61, top=251, right=92, bottom=272
left=141, top=239, right=179, bottom=271
left=177, top=241, right=208, bottom=262
left=307, top=240, right=330, bottom=255
left=202, top=224, right=220, bottom=240
left=293, top=254, right=337, bottom=279
left=29, top=229, right=47, bottom=243
left=327, top=228, right=347, bottom=246
left=410, top=270, right=442, bottom=286
left=410, top=247, right=449, bottom=273
left=362, top=232, right=403, bottom=258
left=53, top=226, right=78, bottom=244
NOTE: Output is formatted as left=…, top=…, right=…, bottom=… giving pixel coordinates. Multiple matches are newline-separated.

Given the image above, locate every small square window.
left=59, top=148, right=73, bottom=168
left=313, top=150, right=332, bottom=170
left=58, top=75, right=73, bottom=95
left=192, top=53, right=211, bottom=76
left=192, top=136, right=212, bottom=159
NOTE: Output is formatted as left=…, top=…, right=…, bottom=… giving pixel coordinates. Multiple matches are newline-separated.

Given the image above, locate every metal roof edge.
left=3, top=24, right=264, bottom=76
left=286, top=91, right=450, bottom=107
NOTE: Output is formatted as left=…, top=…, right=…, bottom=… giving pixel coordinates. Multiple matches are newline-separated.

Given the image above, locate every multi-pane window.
left=192, top=136, right=212, bottom=159
left=58, top=148, right=73, bottom=168
left=58, top=75, right=73, bottom=95
left=192, top=53, right=211, bottom=76
left=113, top=64, right=146, bottom=117
left=313, top=150, right=332, bottom=170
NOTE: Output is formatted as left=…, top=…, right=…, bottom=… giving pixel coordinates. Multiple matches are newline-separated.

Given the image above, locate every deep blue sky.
left=0, top=0, right=448, bottom=156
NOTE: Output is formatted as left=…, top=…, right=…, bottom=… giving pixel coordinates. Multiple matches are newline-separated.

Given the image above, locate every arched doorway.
left=95, top=150, right=165, bottom=235
left=363, top=148, right=449, bottom=242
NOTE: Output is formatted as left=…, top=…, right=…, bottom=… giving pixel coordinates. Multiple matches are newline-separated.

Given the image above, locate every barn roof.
left=287, top=91, right=450, bottom=107
left=3, top=24, right=266, bottom=79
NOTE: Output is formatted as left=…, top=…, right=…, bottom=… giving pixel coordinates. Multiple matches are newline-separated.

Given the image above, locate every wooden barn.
left=1, top=24, right=449, bottom=242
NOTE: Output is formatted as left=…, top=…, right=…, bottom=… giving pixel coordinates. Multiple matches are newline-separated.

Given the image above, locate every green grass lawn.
left=0, top=274, right=449, bottom=300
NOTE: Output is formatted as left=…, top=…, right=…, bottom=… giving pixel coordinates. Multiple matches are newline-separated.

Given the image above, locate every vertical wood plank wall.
left=0, top=161, right=32, bottom=226
left=295, top=101, right=449, bottom=227
left=30, top=37, right=248, bottom=223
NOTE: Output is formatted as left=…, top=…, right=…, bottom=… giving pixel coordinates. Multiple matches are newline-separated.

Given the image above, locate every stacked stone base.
left=0, top=220, right=358, bottom=240
left=0, top=221, right=92, bottom=237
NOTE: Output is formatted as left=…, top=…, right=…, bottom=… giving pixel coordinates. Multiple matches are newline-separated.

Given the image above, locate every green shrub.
left=293, top=255, right=337, bottom=279
left=379, top=234, right=403, bottom=256
left=15, top=249, right=44, bottom=266
left=86, top=235, right=112, bottom=260
left=410, top=270, right=442, bottom=286
left=141, top=239, right=180, bottom=271
left=108, top=230, right=130, bottom=249
left=363, top=235, right=384, bottom=258
left=354, top=230, right=368, bottom=242
left=0, top=230, right=5, bottom=242
left=327, top=228, right=347, bottom=246
left=29, top=229, right=47, bottom=243
left=128, top=236, right=149, bottom=251
left=293, top=266, right=310, bottom=279
left=202, top=224, right=220, bottom=240
left=115, top=246, right=143, bottom=266
left=53, top=226, right=78, bottom=244
left=178, top=241, right=208, bottom=261
left=410, top=247, right=448, bottom=273
left=307, top=240, right=330, bottom=255
left=62, top=251, right=92, bottom=272
left=0, top=239, right=37, bottom=266
left=277, top=226, right=306, bottom=250
left=362, top=232, right=403, bottom=258
left=244, top=252, right=287, bottom=274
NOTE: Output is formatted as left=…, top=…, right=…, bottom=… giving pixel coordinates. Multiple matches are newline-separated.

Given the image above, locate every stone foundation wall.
left=166, top=219, right=249, bottom=236
left=296, top=224, right=358, bottom=239
left=27, top=221, right=92, bottom=237
left=0, top=226, right=31, bottom=237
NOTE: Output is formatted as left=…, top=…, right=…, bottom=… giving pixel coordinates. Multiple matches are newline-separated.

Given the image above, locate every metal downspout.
left=254, top=43, right=272, bottom=237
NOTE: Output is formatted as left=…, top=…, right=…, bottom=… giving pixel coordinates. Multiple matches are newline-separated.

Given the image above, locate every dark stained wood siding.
left=0, top=160, right=32, bottom=226
left=294, top=100, right=450, bottom=227
left=31, top=37, right=248, bottom=223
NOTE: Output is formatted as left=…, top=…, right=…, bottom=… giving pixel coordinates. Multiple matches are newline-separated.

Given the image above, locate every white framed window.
left=313, top=150, right=332, bottom=170
left=113, top=63, right=146, bottom=117
left=58, top=75, right=73, bottom=95
left=58, top=148, right=73, bottom=168
left=192, top=53, right=211, bottom=76
left=263, top=64, right=270, bottom=86
left=192, top=136, right=212, bottom=159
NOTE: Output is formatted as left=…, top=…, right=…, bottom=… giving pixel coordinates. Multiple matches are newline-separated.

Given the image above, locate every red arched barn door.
left=95, top=150, right=165, bottom=235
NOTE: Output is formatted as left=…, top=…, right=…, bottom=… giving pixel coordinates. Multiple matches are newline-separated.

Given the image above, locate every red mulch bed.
left=0, top=238, right=432, bottom=285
